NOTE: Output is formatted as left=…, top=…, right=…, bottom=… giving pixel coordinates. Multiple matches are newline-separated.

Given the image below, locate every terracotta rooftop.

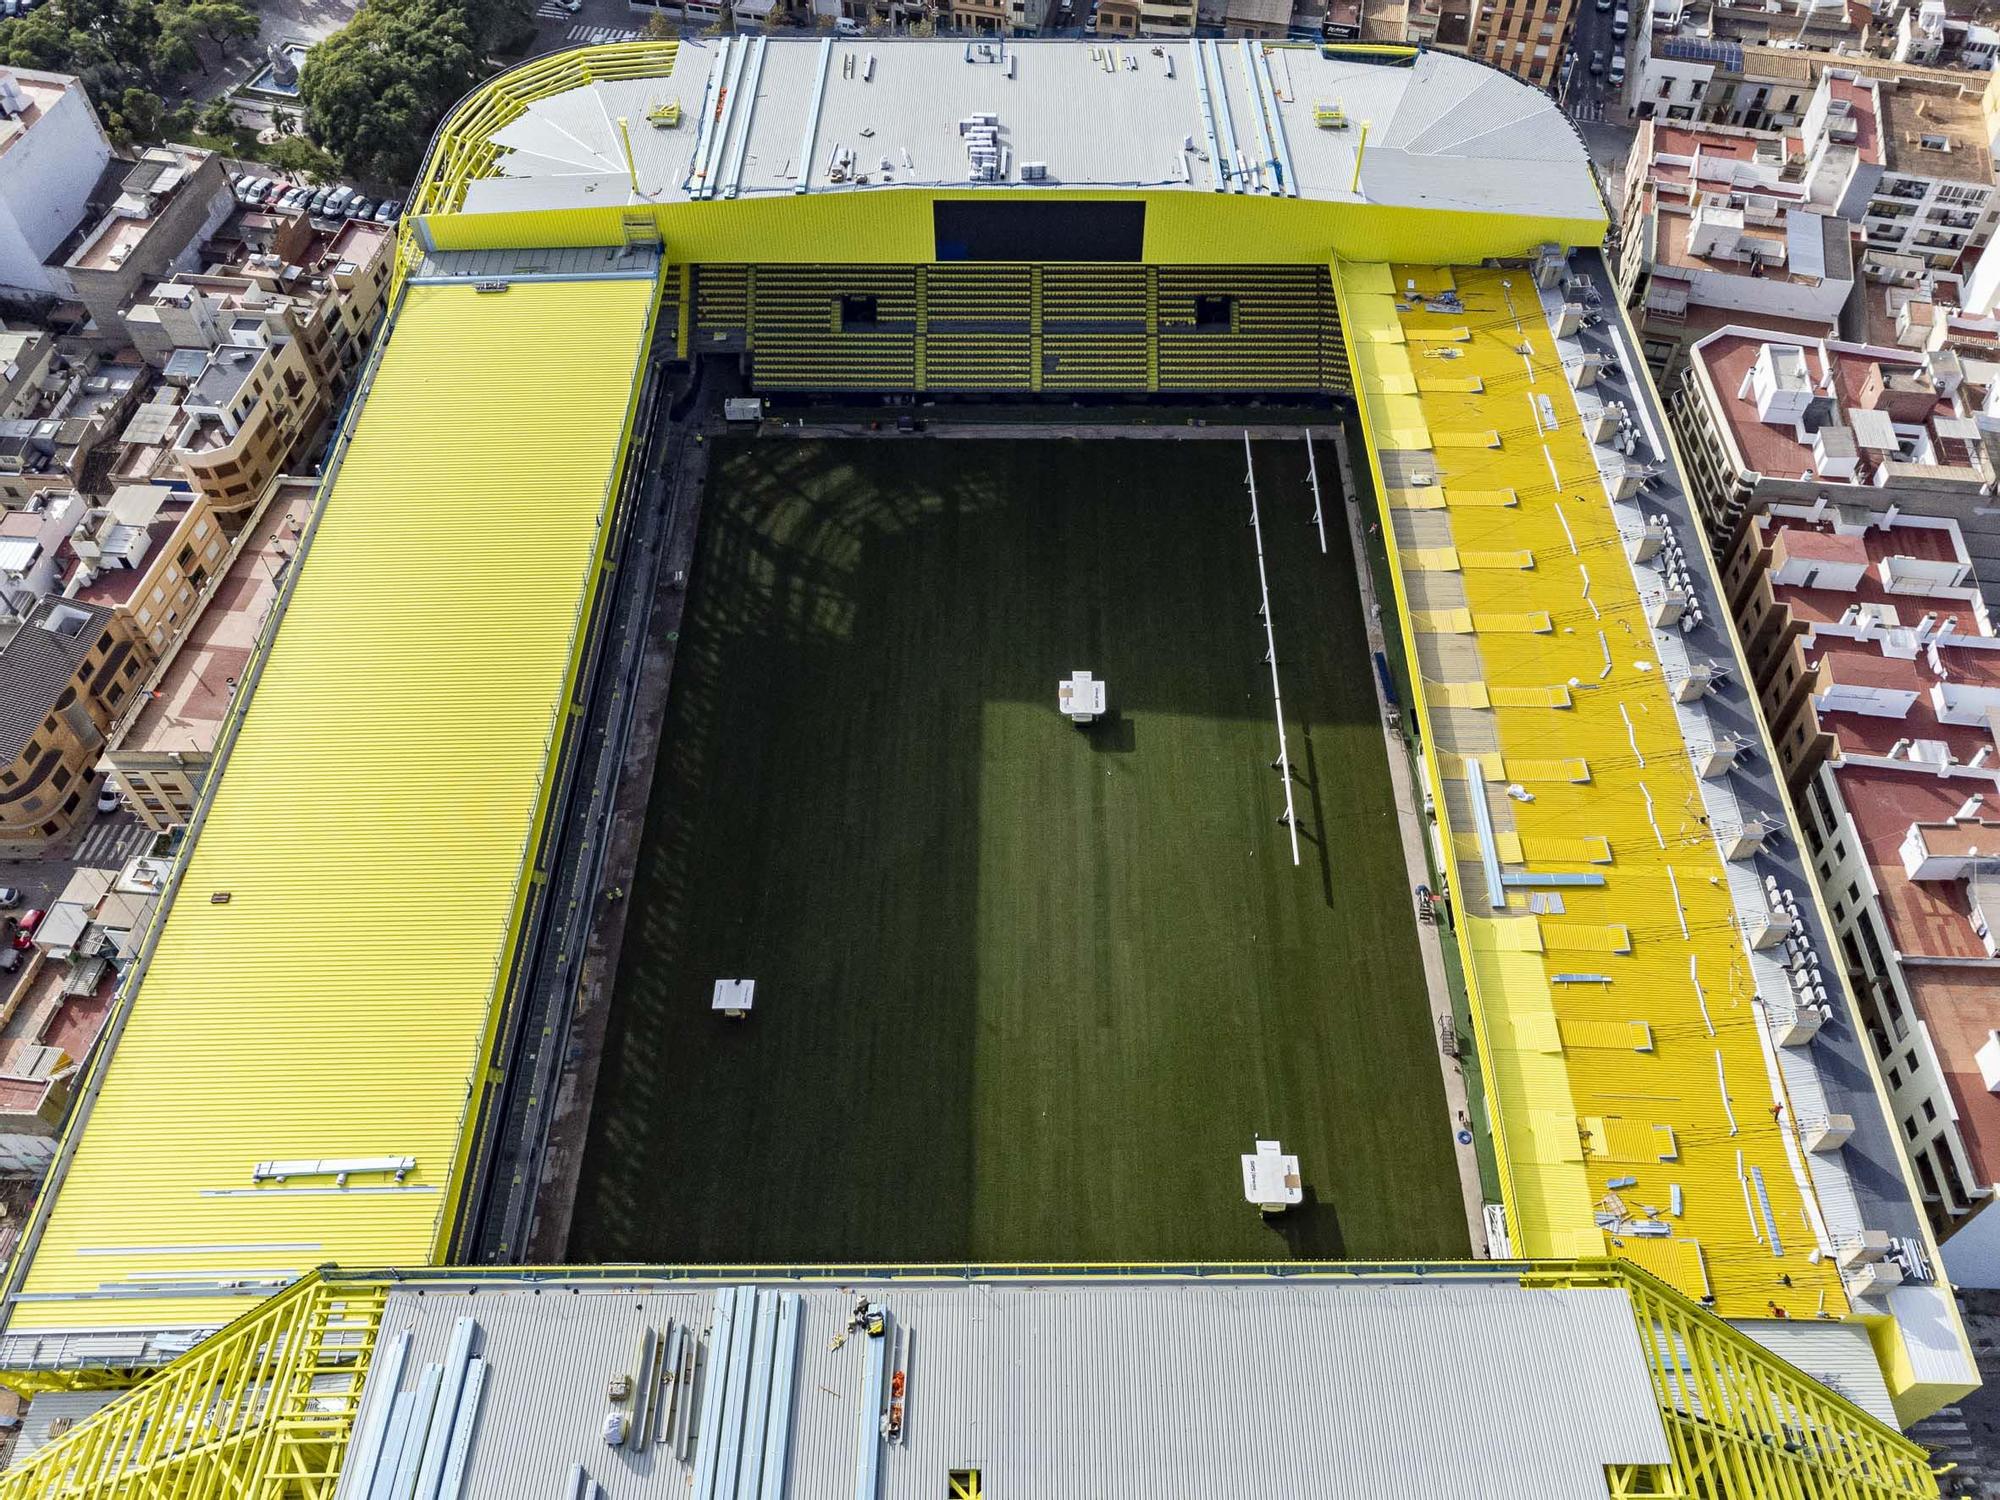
left=1878, top=82, right=1993, bottom=184
left=1918, top=966, right=2000, bottom=1188
left=1827, top=77, right=1884, bottom=167
left=1775, top=527, right=1869, bottom=565
left=1696, top=333, right=1969, bottom=480
left=119, top=485, right=301, bottom=755
left=1840, top=763, right=1995, bottom=961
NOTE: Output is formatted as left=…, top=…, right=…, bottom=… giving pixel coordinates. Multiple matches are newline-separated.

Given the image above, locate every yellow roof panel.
left=1337, top=257, right=1850, bottom=1323
left=3, top=277, right=655, bottom=1339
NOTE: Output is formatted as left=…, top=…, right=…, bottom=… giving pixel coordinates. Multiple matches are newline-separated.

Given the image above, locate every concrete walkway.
left=1327, top=423, right=1492, bottom=1259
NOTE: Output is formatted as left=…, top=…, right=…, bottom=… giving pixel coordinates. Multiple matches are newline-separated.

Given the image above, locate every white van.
left=1612, top=5, right=1629, bottom=35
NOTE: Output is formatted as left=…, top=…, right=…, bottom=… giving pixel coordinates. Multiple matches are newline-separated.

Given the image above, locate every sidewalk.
left=1329, top=423, right=1492, bottom=1259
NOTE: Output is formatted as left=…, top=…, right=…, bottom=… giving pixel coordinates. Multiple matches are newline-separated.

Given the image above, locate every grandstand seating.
left=688, top=263, right=1348, bottom=396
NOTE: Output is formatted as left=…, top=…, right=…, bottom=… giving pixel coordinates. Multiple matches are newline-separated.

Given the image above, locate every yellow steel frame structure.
left=0, top=1260, right=1937, bottom=1500
left=393, top=41, right=681, bottom=295
left=0, top=1276, right=385, bottom=1498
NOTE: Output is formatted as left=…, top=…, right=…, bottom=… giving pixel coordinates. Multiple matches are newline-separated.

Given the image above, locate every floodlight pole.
left=1245, top=432, right=1302, bottom=868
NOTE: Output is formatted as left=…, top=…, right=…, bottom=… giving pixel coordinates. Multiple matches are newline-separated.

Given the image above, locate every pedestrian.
left=606, top=886, right=624, bottom=903
left=1769, top=1103, right=1784, bottom=1122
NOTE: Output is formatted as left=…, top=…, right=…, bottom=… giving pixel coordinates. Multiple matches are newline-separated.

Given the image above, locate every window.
left=1906, top=1050, right=1918, bottom=1072
left=52, top=765, right=69, bottom=790
left=1194, top=296, right=1234, bottom=330
left=1923, top=1099, right=1937, bottom=1122
left=948, top=1473, right=983, bottom=1500
left=1906, top=1116, right=1919, bottom=1139
left=1890, top=1068, right=1902, bottom=1089
left=838, top=295, right=878, bottom=331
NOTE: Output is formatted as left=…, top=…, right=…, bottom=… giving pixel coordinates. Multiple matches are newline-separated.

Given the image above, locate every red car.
left=12, top=909, right=43, bottom=950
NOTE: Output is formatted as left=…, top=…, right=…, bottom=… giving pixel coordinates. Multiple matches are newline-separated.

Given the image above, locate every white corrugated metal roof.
left=1734, top=1318, right=1897, bottom=1428
left=462, top=41, right=1602, bottom=223
left=337, top=1275, right=1670, bottom=1500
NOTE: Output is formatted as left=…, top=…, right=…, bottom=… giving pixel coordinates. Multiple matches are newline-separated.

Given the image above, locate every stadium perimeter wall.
left=413, top=194, right=1608, bottom=269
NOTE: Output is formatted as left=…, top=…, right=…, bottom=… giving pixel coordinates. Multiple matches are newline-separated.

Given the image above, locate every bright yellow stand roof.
left=4, top=277, right=655, bottom=1340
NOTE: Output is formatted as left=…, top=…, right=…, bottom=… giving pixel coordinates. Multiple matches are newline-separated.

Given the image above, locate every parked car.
left=0, top=949, right=20, bottom=975
left=96, top=781, right=121, bottom=814
left=0, top=888, right=21, bottom=910
left=235, top=175, right=268, bottom=204
left=374, top=199, right=403, bottom=223
left=1608, top=54, right=1626, bottom=85
left=281, top=186, right=312, bottom=212
left=347, top=197, right=375, bottom=221
left=308, top=185, right=335, bottom=215
left=12, top=909, right=44, bottom=950
left=1612, top=4, right=1629, bottom=35
left=322, top=186, right=354, bottom=217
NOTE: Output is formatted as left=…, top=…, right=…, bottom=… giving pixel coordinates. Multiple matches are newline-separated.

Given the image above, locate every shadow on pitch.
left=1264, top=1185, right=1344, bottom=1259
left=1083, top=708, right=1136, bottom=754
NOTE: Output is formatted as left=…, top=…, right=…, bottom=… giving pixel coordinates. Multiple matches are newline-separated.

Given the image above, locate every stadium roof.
left=0, top=272, right=658, bottom=1358
left=1333, top=255, right=1977, bottom=1420
left=339, top=1272, right=1672, bottom=1500
left=461, top=40, right=1604, bottom=223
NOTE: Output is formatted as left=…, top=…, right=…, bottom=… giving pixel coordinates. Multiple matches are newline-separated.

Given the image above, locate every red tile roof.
left=1838, top=764, right=1993, bottom=962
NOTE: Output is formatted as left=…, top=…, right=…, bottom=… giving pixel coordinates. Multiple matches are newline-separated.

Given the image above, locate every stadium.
left=0, top=34, right=1980, bottom=1500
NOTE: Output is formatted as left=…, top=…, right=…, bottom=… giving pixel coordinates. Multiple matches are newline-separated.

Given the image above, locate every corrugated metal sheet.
left=1735, top=1318, right=1898, bottom=1429
left=5, top=277, right=656, bottom=1340
left=8, top=1390, right=121, bottom=1462
left=338, top=1276, right=1669, bottom=1500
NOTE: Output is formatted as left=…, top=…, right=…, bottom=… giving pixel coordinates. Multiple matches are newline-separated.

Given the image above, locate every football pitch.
left=568, top=437, right=1467, bottom=1266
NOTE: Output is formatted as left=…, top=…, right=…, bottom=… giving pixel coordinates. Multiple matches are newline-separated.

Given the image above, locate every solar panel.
left=1661, top=36, right=1744, bottom=70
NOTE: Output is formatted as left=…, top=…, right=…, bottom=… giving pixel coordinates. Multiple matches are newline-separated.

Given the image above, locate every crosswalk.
left=534, top=1, right=572, bottom=16
left=567, top=22, right=645, bottom=41
left=1566, top=98, right=1605, bottom=124
left=72, top=819, right=155, bottom=871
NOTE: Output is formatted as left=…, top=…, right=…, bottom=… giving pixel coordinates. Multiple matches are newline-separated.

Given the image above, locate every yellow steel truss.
left=0, top=1275, right=385, bottom=1499
left=0, top=1261, right=1940, bottom=1500
left=392, top=42, right=680, bottom=297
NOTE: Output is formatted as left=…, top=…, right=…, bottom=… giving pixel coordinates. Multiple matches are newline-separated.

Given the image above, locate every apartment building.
left=0, top=330, right=56, bottom=419
left=0, top=355, right=145, bottom=511
left=1616, top=119, right=1858, bottom=379
left=0, top=595, right=147, bottom=849
left=102, top=478, right=305, bottom=832
left=1670, top=327, right=2000, bottom=594
left=1892, top=0, right=2000, bottom=68
left=117, top=220, right=391, bottom=507
left=1719, top=500, right=2000, bottom=1283
left=1636, top=33, right=1999, bottom=143
left=1461, top=0, right=1575, bottom=88
left=55, top=147, right=234, bottom=338
left=63, top=486, right=229, bottom=660
left=1802, top=74, right=1997, bottom=277
left=0, top=69, right=111, bottom=301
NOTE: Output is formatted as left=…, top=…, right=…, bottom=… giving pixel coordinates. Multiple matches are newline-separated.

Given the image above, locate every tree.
left=196, top=93, right=234, bottom=136
left=103, top=84, right=162, bottom=142
left=184, top=0, right=256, bottom=47
left=299, top=0, right=477, bottom=184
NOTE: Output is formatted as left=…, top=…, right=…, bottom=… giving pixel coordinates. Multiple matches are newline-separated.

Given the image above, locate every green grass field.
left=568, top=438, right=1466, bottom=1266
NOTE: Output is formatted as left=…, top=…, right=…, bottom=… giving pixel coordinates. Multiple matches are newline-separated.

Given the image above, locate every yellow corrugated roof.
left=4, top=277, right=655, bottom=1338
left=1339, top=259, right=1847, bottom=1322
